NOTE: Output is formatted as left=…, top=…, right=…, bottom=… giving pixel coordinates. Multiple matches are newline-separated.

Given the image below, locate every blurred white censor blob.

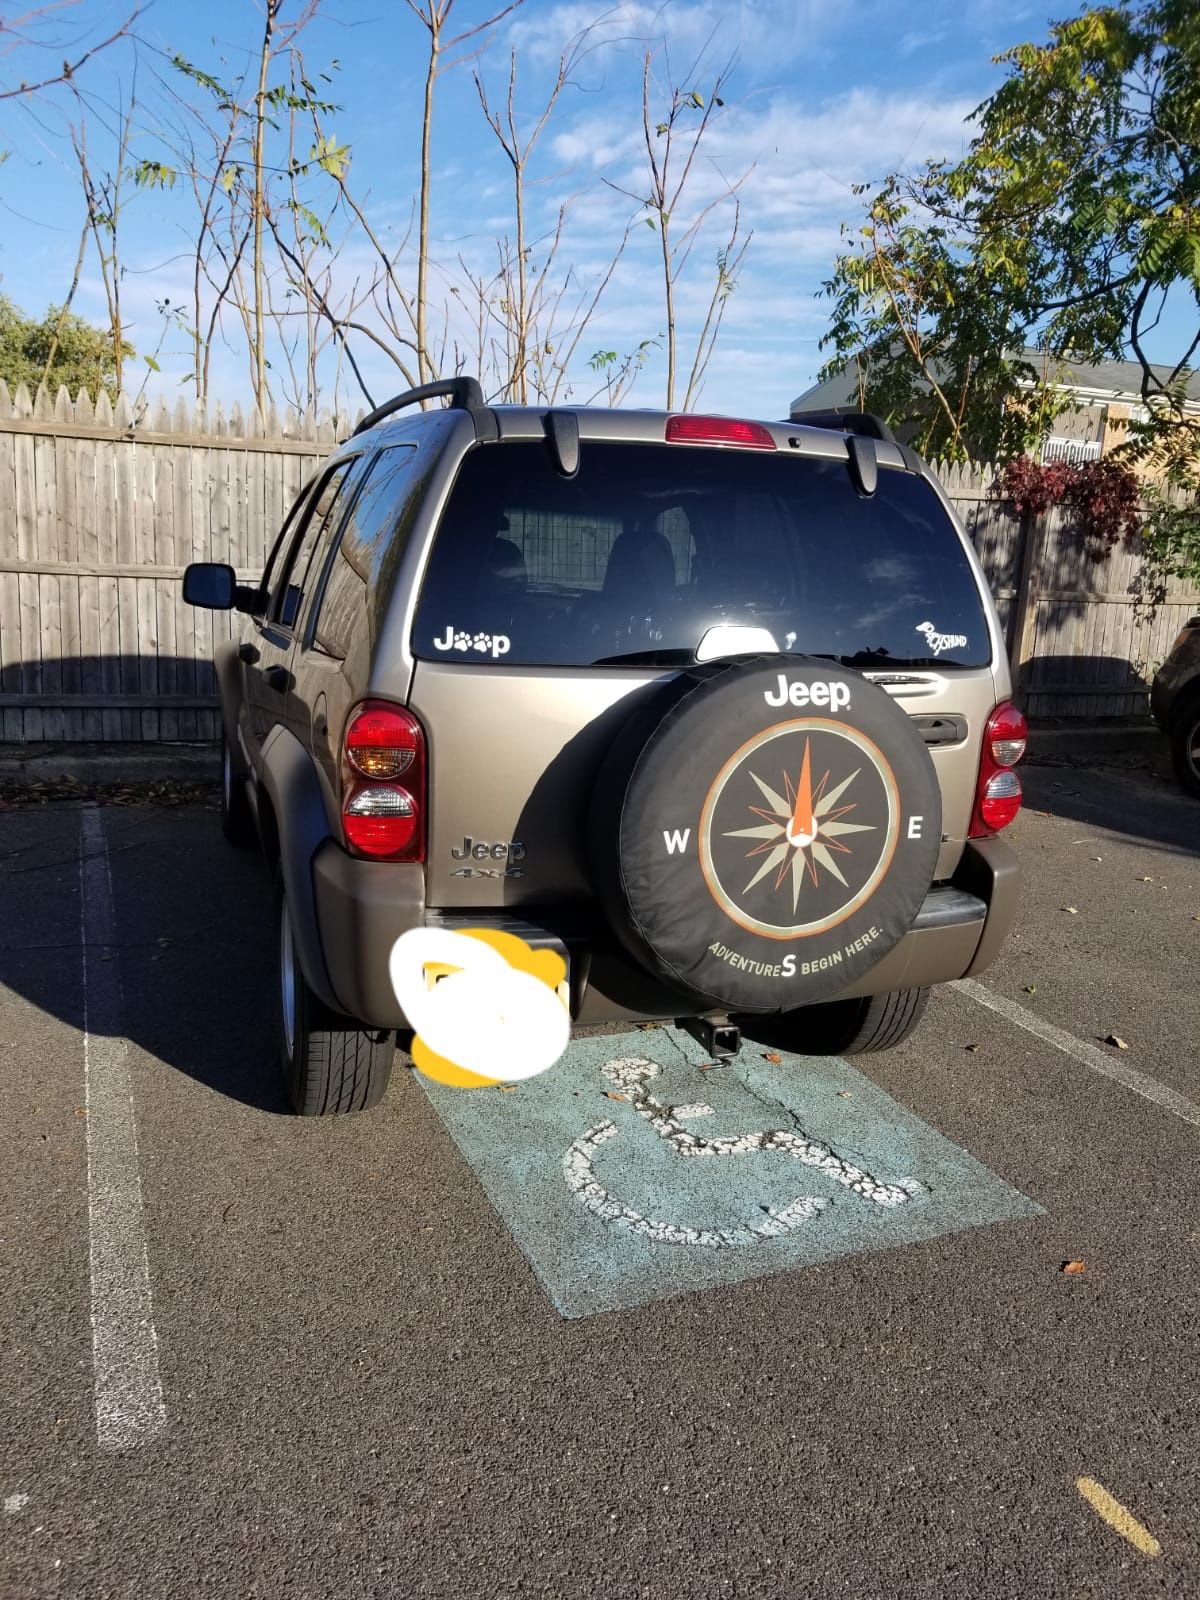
left=389, top=927, right=570, bottom=1083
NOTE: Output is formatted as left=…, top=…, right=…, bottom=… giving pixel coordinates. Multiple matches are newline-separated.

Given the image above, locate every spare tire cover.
left=588, top=654, right=942, bottom=1013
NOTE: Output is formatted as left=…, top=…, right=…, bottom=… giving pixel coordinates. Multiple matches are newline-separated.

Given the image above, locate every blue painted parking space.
left=420, top=1025, right=1043, bottom=1319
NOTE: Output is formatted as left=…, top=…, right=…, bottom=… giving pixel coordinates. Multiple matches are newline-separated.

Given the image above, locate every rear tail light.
left=986, top=701, right=1027, bottom=766
left=345, top=704, right=418, bottom=779
left=970, top=701, right=1027, bottom=837
left=342, top=702, right=426, bottom=860
left=666, top=415, right=776, bottom=450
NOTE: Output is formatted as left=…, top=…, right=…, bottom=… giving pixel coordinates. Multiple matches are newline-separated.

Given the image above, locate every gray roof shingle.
left=1020, top=349, right=1200, bottom=401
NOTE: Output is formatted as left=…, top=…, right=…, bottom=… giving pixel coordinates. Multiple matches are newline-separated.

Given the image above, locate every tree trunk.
left=417, top=17, right=439, bottom=388
left=661, top=219, right=675, bottom=410
left=251, top=1, right=278, bottom=413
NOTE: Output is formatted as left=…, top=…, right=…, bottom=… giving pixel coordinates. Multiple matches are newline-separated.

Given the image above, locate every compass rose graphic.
left=698, top=719, right=899, bottom=940
left=724, top=737, right=877, bottom=913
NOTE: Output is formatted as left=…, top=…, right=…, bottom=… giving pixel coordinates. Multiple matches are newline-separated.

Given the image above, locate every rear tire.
left=276, top=879, right=395, bottom=1115
left=220, top=729, right=257, bottom=848
left=1169, top=691, right=1200, bottom=799
left=742, top=987, right=931, bottom=1057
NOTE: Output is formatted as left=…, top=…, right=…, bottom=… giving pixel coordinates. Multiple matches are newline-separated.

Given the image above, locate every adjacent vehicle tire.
left=740, top=987, right=931, bottom=1057
left=276, top=878, right=395, bottom=1115
left=220, top=728, right=257, bottom=848
left=1169, top=690, right=1200, bottom=799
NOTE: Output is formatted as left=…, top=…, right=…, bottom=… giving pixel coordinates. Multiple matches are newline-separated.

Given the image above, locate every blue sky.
left=0, top=0, right=1183, bottom=419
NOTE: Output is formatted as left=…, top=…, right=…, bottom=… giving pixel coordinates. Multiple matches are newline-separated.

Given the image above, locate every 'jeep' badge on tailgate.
left=450, top=837, right=526, bottom=878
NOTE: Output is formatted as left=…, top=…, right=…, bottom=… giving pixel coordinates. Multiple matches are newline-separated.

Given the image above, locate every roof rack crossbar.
left=787, top=407, right=896, bottom=444
left=352, top=376, right=485, bottom=438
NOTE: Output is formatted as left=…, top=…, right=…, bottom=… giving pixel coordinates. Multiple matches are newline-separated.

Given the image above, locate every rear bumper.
left=312, top=836, right=1020, bottom=1029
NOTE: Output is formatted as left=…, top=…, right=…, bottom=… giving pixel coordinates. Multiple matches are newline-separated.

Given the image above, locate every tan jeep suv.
left=183, top=380, right=1025, bottom=1114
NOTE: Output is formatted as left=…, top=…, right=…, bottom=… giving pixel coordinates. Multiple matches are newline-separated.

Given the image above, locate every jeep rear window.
left=412, top=442, right=992, bottom=669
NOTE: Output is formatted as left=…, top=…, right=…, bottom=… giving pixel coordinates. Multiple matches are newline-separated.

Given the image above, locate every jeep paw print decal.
left=432, top=624, right=511, bottom=659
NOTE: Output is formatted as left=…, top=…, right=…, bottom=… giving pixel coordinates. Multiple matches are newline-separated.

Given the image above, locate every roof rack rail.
left=787, top=406, right=896, bottom=444
left=351, top=376, right=487, bottom=438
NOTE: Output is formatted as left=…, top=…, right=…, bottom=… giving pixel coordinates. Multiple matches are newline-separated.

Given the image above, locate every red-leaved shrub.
left=994, top=456, right=1142, bottom=563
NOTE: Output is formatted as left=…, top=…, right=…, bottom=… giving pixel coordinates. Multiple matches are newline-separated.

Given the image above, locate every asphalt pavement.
left=1, top=761, right=1198, bottom=1599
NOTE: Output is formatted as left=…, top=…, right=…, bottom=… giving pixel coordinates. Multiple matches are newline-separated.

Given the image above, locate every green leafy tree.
left=820, top=0, right=1200, bottom=484
left=0, top=295, right=133, bottom=400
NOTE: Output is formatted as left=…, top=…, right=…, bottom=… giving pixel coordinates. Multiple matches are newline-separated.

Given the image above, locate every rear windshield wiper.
left=592, top=648, right=977, bottom=669
left=593, top=648, right=699, bottom=667
left=816, top=652, right=971, bottom=671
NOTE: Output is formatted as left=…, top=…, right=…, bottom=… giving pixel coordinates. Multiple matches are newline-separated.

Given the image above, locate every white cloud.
left=509, top=0, right=844, bottom=73
left=898, top=28, right=949, bottom=57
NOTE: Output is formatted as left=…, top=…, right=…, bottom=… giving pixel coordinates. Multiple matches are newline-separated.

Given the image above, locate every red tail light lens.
left=345, top=704, right=418, bottom=779
left=666, top=415, right=776, bottom=450
left=987, top=700, right=1027, bottom=767
left=978, top=770, right=1023, bottom=831
left=970, top=701, right=1027, bottom=837
left=342, top=702, right=426, bottom=860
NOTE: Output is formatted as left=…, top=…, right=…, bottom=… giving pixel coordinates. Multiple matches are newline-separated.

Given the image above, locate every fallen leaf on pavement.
left=1061, top=906, right=1078, bottom=915
left=837, top=1090, right=854, bottom=1098
left=764, top=1051, right=782, bottom=1063
left=1061, top=1260, right=1087, bottom=1275
left=965, top=1043, right=983, bottom=1053
left=604, top=1091, right=629, bottom=1101
left=498, top=1084, right=518, bottom=1093
left=1105, top=1034, right=1130, bottom=1050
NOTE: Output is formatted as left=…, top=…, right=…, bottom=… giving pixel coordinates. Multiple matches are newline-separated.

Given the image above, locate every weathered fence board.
left=0, top=383, right=1196, bottom=741
left=0, top=382, right=351, bottom=741
left=934, top=462, right=1199, bottom=720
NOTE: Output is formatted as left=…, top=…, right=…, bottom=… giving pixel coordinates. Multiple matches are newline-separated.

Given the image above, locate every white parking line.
left=954, top=978, right=1200, bottom=1131
left=79, top=807, right=166, bottom=1451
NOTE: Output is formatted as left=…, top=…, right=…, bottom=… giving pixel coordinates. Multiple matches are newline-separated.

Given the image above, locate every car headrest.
left=485, top=537, right=528, bottom=591
left=602, top=529, right=676, bottom=599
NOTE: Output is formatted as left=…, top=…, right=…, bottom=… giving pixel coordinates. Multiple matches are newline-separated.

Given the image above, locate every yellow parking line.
left=1075, top=1477, right=1161, bottom=1558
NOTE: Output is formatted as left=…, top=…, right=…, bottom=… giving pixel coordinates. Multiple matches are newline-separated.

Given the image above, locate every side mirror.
left=183, top=562, right=236, bottom=610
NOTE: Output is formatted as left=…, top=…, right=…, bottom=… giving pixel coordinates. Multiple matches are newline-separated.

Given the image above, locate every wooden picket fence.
left=0, top=382, right=356, bottom=742
left=936, top=460, right=1200, bottom=720
left=0, top=383, right=1196, bottom=742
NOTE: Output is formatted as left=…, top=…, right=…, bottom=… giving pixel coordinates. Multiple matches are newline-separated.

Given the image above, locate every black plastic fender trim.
left=957, top=835, right=1022, bottom=977
left=257, top=725, right=341, bottom=1011
left=213, top=640, right=245, bottom=761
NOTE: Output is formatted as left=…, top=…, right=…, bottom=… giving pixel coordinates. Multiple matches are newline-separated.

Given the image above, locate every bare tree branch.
left=0, top=5, right=141, bottom=101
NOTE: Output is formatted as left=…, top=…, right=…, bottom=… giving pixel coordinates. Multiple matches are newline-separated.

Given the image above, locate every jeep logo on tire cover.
left=586, top=653, right=943, bottom=1015
left=699, top=720, right=898, bottom=939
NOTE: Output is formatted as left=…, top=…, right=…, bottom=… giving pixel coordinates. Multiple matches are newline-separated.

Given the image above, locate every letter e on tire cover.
left=588, top=655, right=942, bottom=1012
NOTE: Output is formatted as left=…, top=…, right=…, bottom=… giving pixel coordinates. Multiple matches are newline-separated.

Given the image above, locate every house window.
left=1040, top=437, right=1102, bottom=465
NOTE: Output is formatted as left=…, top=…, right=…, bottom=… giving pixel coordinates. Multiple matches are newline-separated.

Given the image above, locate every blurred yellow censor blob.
left=388, top=927, right=570, bottom=1088
left=1075, top=1477, right=1161, bottom=1558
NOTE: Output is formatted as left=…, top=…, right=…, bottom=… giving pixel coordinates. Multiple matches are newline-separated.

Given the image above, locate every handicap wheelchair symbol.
left=562, top=1057, right=924, bottom=1249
